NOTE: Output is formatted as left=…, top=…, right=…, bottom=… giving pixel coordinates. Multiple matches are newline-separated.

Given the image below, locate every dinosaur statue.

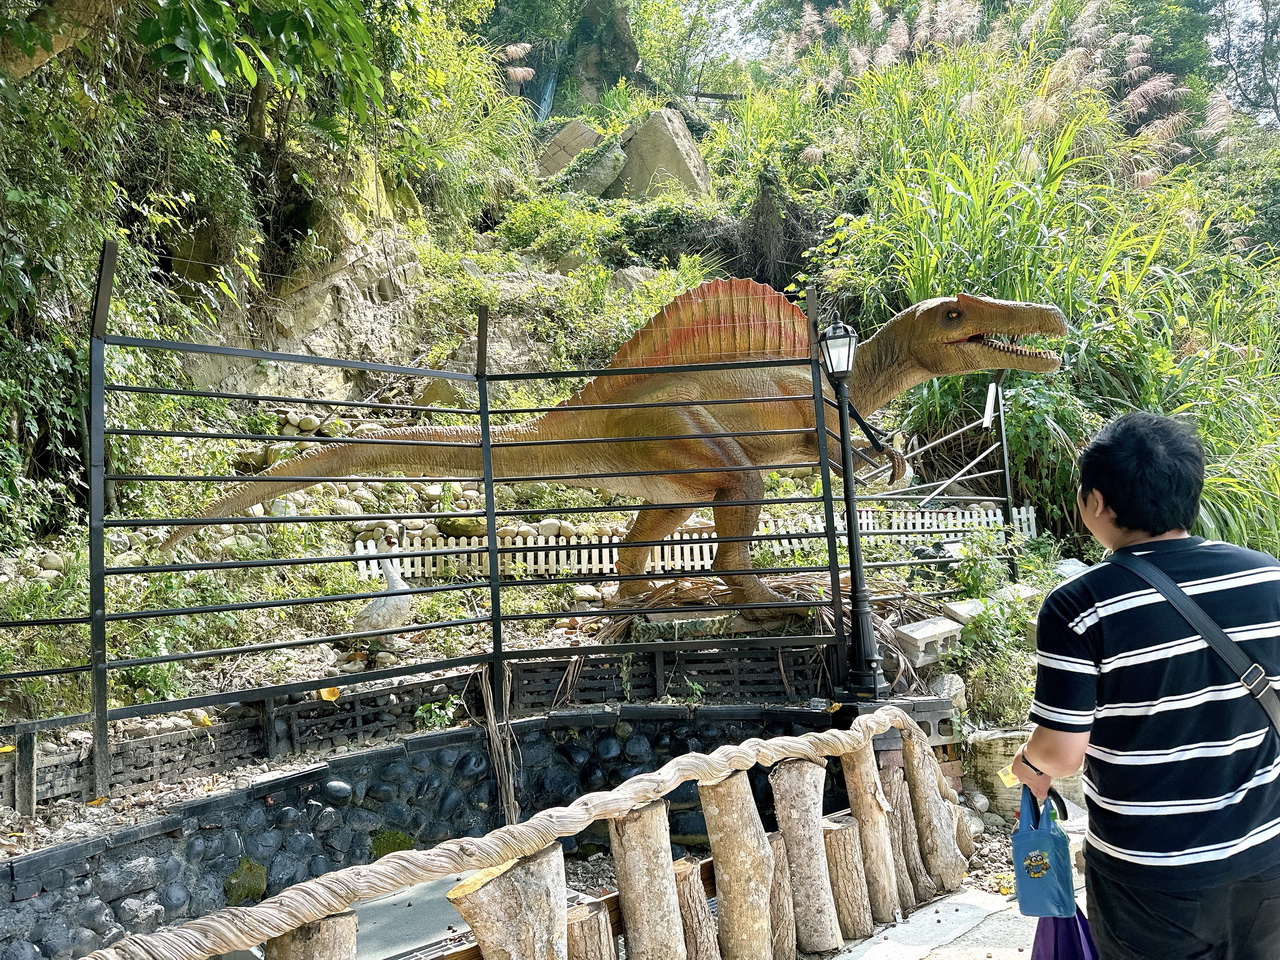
left=161, top=279, right=1065, bottom=607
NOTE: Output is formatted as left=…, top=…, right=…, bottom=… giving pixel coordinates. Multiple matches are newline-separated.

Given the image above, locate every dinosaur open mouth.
left=949, top=333, right=1058, bottom=361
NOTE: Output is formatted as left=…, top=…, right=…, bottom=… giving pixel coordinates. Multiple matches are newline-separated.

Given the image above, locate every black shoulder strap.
left=1105, top=550, right=1280, bottom=735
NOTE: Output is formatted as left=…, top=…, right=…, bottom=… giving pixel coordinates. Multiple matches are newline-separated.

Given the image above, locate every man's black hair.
left=1078, top=411, right=1204, bottom=535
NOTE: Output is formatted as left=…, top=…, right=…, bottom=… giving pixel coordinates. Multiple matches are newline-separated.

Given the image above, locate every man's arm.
left=1014, top=729, right=1090, bottom=800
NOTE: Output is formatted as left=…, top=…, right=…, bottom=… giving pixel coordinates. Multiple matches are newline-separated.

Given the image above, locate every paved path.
left=836, top=887, right=1041, bottom=959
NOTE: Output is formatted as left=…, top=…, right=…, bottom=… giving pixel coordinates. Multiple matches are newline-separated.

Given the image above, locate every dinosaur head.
left=901, top=292, right=1066, bottom=376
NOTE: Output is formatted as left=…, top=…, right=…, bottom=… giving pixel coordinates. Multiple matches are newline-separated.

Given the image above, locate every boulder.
left=565, top=142, right=628, bottom=196
left=538, top=120, right=602, bottom=178
left=603, top=109, right=710, bottom=199
left=608, top=265, right=659, bottom=293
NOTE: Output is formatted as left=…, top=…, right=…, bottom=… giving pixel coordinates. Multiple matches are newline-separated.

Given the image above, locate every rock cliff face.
left=184, top=230, right=426, bottom=400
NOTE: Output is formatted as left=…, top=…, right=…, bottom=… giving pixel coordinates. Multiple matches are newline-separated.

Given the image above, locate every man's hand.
left=1013, top=743, right=1053, bottom=800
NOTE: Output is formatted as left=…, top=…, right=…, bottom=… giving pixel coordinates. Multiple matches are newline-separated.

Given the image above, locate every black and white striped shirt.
left=1030, top=536, right=1280, bottom=890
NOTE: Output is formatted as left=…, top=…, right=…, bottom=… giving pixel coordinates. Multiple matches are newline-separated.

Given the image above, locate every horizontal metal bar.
left=496, top=564, right=835, bottom=589
left=105, top=335, right=477, bottom=381
left=109, top=616, right=491, bottom=668
left=106, top=383, right=479, bottom=416
left=0, top=712, right=94, bottom=738
left=490, top=427, right=813, bottom=448
left=0, top=616, right=91, bottom=629
left=486, top=528, right=829, bottom=555
left=103, top=655, right=491, bottom=722
left=106, top=460, right=822, bottom=485
left=106, top=473, right=481, bottom=483
left=0, top=663, right=92, bottom=681
left=489, top=394, right=818, bottom=416
left=488, top=357, right=807, bottom=382
left=500, top=634, right=834, bottom=660
left=105, top=428, right=478, bottom=448
left=500, top=597, right=823, bottom=621
left=105, top=494, right=827, bottom=529
left=106, top=509, right=486, bottom=528
left=493, top=495, right=824, bottom=519
left=108, top=545, right=500, bottom=575
left=105, top=580, right=488, bottom=622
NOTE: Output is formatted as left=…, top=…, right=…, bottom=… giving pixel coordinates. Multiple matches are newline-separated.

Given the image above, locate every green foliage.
left=944, top=600, right=1037, bottom=727
left=631, top=0, right=747, bottom=96
left=498, top=194, right=629, bottom=265
left=371, top=828, right=415, bottom=858
left=382, top=17, right=533, bottom=224
left=225, top=857, right=268, bottom=905
left=952, top=529, right=1012, bottom=598
left=414, top=695, right=463, bottom=729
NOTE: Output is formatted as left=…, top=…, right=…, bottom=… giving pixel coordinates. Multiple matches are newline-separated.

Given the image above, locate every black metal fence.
left=0, top=241, right=1025, bottom=804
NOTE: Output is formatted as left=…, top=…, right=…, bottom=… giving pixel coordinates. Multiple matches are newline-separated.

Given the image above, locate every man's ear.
left=1089, top=489, right=1116, bottom=521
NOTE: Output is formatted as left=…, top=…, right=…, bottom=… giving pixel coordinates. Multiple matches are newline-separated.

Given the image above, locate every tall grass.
left=786, top=37, right=1280, bottom=551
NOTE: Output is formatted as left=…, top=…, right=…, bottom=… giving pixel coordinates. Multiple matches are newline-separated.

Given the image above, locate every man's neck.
left=1110, top=528, right=1191, bottom=550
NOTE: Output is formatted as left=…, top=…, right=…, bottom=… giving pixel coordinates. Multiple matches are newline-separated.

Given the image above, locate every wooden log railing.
left=84, top=706, right=967, bottom=960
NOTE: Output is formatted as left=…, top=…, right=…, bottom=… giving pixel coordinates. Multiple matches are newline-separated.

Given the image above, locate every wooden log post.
left=15, top=729, right=36, bottom=818
left=954, top=798, right=976, bottom=860
left=263, top=909, right=357, bottom=960
left=823, top=817, right=875, bottom=942
left=881, top=767, right=920, bottom=912
left=608, top=800, right=687, bottom=960
left=674, top=857, right=721, bottom=960
left=901, top=728, right=968, bottom=892
left=838, top=738, right=900, bottom=921
left=447, top=843, right=569, bottom=960
left=766, top=832, right=797, bottom=960
left=567, top=901, right=617, bottom=960
left=767, top=760, right=841, bottom=953
left=883, top=766, right=937, bottom=904
left=699, top=770, right=774, bottom=960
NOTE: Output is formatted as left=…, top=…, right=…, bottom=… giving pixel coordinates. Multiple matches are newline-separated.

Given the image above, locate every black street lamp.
left=819, top=320, right=889, bottom=699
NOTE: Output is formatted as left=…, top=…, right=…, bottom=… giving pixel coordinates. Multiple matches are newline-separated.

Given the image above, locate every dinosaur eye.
left=945, top=309, right=963, bottom=321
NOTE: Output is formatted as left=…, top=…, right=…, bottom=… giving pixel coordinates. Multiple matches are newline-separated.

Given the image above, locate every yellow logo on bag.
left=1023, top=850, right=1051, bottom=879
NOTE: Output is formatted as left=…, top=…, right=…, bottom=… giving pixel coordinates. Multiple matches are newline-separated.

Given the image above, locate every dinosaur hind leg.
left=709, top=476, right=791, bottom=614
left=613, top=505, right=698, bottom=601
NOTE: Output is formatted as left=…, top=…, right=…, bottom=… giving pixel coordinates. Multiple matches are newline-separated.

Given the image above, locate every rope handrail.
left=85, top=706, right=951, bottom=960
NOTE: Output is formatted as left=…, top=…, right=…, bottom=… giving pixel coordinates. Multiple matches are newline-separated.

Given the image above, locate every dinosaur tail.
left=158, top=426, right=485, bottom=553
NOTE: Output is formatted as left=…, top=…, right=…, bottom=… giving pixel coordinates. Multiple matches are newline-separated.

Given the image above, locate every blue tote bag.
left=1011, top=786, right=1076, bottom=918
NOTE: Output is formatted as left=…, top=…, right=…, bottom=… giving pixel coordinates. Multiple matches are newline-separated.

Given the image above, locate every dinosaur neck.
left=847, top=326, right=926, bottom=414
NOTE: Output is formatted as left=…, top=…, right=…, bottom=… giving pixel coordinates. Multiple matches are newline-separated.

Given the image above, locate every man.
left=1014, top=411, right=1280, bottom=959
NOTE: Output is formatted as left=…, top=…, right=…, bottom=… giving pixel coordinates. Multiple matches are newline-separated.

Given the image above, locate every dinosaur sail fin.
left=566, top=278, right=809, bottom=408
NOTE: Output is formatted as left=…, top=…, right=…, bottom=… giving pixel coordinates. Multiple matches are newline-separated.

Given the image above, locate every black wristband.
left=1021, top=753, right=1047, bottom=777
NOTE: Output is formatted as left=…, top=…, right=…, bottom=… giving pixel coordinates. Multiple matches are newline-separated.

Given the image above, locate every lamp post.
left=818, top=320, right=888, bottom=699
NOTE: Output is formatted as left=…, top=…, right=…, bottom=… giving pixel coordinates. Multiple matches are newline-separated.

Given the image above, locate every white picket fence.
left=354, top=506, right=1037, bottom=579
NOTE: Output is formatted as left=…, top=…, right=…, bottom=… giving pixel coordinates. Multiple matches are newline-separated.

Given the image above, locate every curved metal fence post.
left=89, top=240, right=118, bottom=800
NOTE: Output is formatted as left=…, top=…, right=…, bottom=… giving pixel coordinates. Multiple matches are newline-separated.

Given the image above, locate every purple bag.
left=1032, top=909, right=1099, bottom=960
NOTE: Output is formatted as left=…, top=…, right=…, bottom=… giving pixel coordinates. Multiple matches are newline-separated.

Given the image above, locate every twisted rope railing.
left=86, top=706, right=951, bottom=960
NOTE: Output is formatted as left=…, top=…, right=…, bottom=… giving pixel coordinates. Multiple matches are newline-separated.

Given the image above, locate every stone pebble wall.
left=0, top=699, right=953, bottom=960
left=0, top=728, right=495, bottom=960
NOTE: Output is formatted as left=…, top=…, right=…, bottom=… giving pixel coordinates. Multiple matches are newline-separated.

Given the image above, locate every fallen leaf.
left=318, top=687, right=341, bottom=701
left=85, top=798, right=107, bottom=807
left=0, top=745, right=15, bottom=753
